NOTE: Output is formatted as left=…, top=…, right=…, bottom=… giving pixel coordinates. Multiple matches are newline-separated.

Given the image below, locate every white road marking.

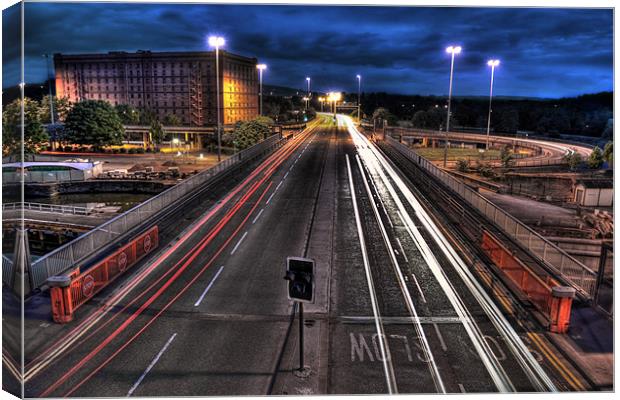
left=433, top=323, right=448, bottom=351
left=252, top=209, right=264, bottom=224
left=346, top=154, right=397, bottom=394
left=230, top=231, right=248, bottom=255
left=411, top=273, right=427, bottom=303
left=343, top=115, right=552, bottom=392
left=276, top=180, right=283, bottom=190
left=266, top=191, right=276, bottom=204
left=395, top=238, right=408, bottom=263
left=194, top=266, right=225, bottom=307
left=355, top=154, right=445, bottom=393
left=127, top=333, right=177, bottom=396
left=458, top=384, right=466, bottom=393
left=284, top=171, right=289, bottom=180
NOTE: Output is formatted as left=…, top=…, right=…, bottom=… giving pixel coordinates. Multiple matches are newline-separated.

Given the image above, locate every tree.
left=163, top=114, right=181, bottom=126
left=602, top=142, right=613, bottom=166
left=40, top=95, right=73, bottom=123
left=149, top=119, right=165, bottom=146
left=564, top=152, right=582, bottom=171
left=500, top=145, right=514, bottom=168
left=372, top=107, right=397, bottom=126
left=232, top=120, right=270, bottom=150
left=494, top=107, right=520, bottom=133
left=587, top=146, right=604, bottom=169
left=254, top=115, right=274, bottom=126
left=2, top=98, right=49, bottom=155
left=115, top=104, right=141, bottom=125
left=64, top=100, right=124, bottom=148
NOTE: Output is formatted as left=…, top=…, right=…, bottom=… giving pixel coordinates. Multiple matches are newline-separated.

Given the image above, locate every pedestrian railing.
left=2, top=202, right=92, bottom=216
left=18, top=134, right=284, bottom=290
left=2, top=255, right=14, bottom=288
left=383, top=135, right=597, bottom=299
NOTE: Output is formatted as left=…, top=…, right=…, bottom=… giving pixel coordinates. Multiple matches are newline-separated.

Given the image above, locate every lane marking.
left=528, top=333, right=585, bottom=391
left=276, top=180, right=283, bottom=190
left=433, top=323, right=447, bottom=351
left=411, top=273, right=427, bottom=303
left=355, top=154, right=445, bottom=393
left=283, top=171, right=289, bottom=180
left=252, top=209, right=264, bottom=225
left=193, top=266, right=225, bottom=307
left=346, top=154, right=398, bottom=394
left=127, top=333, right=177, bottom=396
left=345, top=118, right=533, bottom=392
left=458, top=384, right=466, bottom=393
left=266, top=191, right=276, bottom=204
left=395, top=238, right=408, bottom=263
left=230, top=231, right=248, bottom=255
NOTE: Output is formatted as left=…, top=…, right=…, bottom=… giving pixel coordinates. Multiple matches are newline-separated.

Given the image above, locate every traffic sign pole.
left=298, top=301, right=304, bottom=371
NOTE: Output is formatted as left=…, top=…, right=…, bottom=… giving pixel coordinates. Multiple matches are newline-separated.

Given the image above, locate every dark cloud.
left=1, top=3, right=613, bottom=98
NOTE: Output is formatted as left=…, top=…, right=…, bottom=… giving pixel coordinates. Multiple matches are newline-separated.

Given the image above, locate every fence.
left=383, top=135, right=597, bottom=299
left=49, top=226, right=159, bottom=323
left=384, top=127, right=573, bottom=168
left=3, top=202, right=92, bottom=216
left=22, top=134, right=284, bottom=290
left=2, top=255, right=14, bottom=288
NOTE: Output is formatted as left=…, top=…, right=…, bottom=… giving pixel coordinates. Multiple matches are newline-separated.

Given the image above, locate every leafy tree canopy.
left=232, top=119, right=271, bottom=150
left=64, top=100, right=124, bottom=147
left=115, top=104, right=141, bottom=125
left=2, top=98, right=49, bottom=155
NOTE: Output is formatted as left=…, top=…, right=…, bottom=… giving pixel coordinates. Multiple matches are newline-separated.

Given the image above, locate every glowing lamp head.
left=208, top=36, right=225, bottom=48
left=356, top=74, right=361, bottom=79
left=446, top=46, right=462, bottom=55
left=487, top=59, right=500, bottom=67
left=256, top=64, right=267, bottom=71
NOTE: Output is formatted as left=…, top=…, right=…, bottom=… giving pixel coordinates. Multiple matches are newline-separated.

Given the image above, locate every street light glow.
left=306, top=77, right=310, bottom=82
left=487, top=59, right=500, bottom=67
left=356, top=74, right=361, bottom=79
left=446, top=46, right=462, bottom=54
left=256, top=63, right=267, bottom=70
left=208, top=36, right=225, bottom=47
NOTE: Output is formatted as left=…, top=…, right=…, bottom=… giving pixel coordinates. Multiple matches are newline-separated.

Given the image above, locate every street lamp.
left=356, top=74, right=362, bottom=121
left=444, top=45, right=462, bottom=167
left=208, top=35, right=225, bottom=162
left=486, top=59, right=500, bottom=150
left=328, top=92, right=341, bottom=118
left=318, top=97, right=325, bottom=112
left=256, top=64, right=267, bottom=116
left=305, top=77, right=311, bottom=110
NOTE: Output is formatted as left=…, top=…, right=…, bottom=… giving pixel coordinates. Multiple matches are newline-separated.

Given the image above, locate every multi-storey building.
left=54, top=50, right=259, bottom=126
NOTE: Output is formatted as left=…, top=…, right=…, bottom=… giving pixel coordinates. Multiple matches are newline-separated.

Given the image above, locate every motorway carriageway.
left=336, top=114, right=558, bottom=393
left=24, top=117, right=325, bottom=397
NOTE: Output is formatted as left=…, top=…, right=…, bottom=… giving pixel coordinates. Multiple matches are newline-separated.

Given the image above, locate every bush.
left=120, top=147, right=128, bottom=154
left=137, top=147, right=145, bottom=154
left=112, top=148, right=120, bottom=154
left=64, top=146, right=73, bottom=152
left=128, top=148, right=137, bottom=154
left=456, top=159, right=470, bottom=172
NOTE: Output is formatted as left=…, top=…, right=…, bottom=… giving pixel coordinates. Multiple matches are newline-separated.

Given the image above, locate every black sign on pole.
left=284, top=257, right=314, bottom=375
left=284, top=257, right=315, bottom=303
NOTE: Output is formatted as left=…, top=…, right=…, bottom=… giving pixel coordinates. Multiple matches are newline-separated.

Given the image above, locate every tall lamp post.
left=209, top=35, right=225, bottom=162
left=318, top=97, right=325, bottom=112
left=356, top=74, right=361, bottom=121
left=444, top=45, right=461, bottom=167
left=485, top=59, right=500, bottom=150
left=305, top=77, right=311, bottom=110
left=257, top=64, right=267, bottom=116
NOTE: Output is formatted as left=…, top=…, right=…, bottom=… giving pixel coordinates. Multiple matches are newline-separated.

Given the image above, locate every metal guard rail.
left=3, top=202, right=92, bottom=216
left=383, top=135, right=597, bottom=299
left=21, top=134, right=284, bottom=289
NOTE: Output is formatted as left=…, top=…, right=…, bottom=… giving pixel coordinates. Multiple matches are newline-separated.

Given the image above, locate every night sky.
left=2, top=2, right=614, bottom=98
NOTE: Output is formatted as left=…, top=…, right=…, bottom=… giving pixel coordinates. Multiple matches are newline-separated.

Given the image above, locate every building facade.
left=54, top=50, right=259, bottom=126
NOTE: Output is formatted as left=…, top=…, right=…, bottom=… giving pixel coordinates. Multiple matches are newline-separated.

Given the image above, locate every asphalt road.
left=9, top=115, right=587, bottom=397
